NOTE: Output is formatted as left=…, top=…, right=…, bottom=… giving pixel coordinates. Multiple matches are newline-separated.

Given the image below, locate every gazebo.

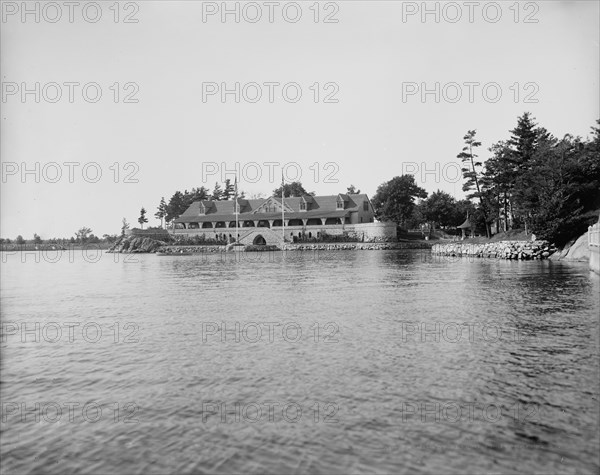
left=458, top=216, right=472, bottom=240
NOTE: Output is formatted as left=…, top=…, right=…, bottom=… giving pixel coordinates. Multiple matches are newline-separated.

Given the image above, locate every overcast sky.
left=1, top=0, right=598, bottom=238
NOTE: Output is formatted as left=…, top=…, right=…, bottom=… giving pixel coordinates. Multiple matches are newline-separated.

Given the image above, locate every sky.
left=1, top=0, right=598, bottom=238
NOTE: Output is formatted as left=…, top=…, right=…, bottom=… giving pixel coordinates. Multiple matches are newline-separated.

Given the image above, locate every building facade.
left=172, top=193, right=396, bottom=243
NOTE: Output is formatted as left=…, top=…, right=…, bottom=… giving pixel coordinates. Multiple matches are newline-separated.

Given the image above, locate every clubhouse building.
left=172, top=193, right=396, bottom=243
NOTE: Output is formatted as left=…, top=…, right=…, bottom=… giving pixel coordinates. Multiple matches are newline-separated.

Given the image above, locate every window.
left=363, top=201, right=369, bottom=211
left=337, top=200, right=344, bottom=209
left=300, top=202, right=306, bottom=210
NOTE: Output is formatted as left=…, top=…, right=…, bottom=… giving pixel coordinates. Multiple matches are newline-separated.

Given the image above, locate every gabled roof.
left=174, top=193, right=371, bottom=223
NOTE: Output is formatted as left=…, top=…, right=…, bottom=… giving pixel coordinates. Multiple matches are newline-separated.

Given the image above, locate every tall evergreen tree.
left=457, top=130, right=490, bottom=237
left=222, top=179, right=235, bottom=200
left=155, top=197, right=167, bottom=228
left=166, top=191, right=187, bottom=223
left=211, top=182, right=223, bottom=200
left=138, top=208, right=148, bottom=229
left=121, top=218, right=130, bottom=236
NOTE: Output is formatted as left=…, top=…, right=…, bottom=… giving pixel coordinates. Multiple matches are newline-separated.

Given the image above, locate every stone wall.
left=350, top=222, right=397, bottom=241
left=283, top=241, right=425, bottom=251
left=171, top=222, right=397, bottom=242
left=431, top=240, right=557, bottom=260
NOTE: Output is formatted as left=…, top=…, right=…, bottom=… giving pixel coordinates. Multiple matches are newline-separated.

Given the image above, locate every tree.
left=33, top=233, right=42, bottom=244
left=222, top=179, right=235, bottom=200
left=211, top=182, right=223, bottom=201
left=272, top=181, right=312, bottom=198
left=121, top=218, right=130, bottom=236
left=166, top=191, right=187, bottom=223
left=155, top=197, right=167, bottom=228
left=483, top=140, right=514, bottom=232
left=75, top=227, right=92, bottom=243
left=471, top=115, right=599, bottom=245
left=183, top=187, right=209, bottom=208
left=347, top=185, right=361, bottom=194
left=457, top=130, right=490, bottom=237
left=453, top=199, right=477, bottom=227
left=422, top=190, right=457, bottom=228
left=16, top=235, right=25, bottom=245
left=371, top=175, right=427, bottom=227
left=511, top=131, right=600, bottom=246
left=138, top=207, right=148, bottom=229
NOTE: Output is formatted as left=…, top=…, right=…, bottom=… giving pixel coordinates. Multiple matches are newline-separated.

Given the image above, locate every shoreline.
left=114, top=241, right=434, bottom=254
left=432, top=240, right=557, bottom=260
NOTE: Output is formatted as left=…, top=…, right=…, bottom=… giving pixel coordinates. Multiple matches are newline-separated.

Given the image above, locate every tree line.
left=371, top=113, right=599, bottom=245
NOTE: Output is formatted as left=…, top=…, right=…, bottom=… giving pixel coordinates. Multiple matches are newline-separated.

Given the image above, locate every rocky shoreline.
left=107, top=236, right=167, bottom=253
left=283, top=242, right=430, bottom=251
left=107, top=235, right=433, bottom=254
left=431, top=240, right=557, bottom=260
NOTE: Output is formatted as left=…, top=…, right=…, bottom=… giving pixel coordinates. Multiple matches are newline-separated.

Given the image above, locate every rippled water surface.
left=1, top=250, right=599, bottom=474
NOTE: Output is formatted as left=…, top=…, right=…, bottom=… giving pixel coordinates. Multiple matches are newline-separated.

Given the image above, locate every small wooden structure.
left=458, top=216, right=472, bottom=240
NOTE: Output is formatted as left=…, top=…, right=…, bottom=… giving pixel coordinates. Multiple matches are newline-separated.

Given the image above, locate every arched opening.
left=202, top=222, right=213, bottom=229
left=215, top=221, right=226, bottom=228
left=306, top=218, right=321, bottom=226
left=325, top=218, right=339, bottom=225
left=257, top=220, right=270, bottom=228
left=253, top=235, right=267, bottom=246
left=243, top=221, right=255, bottom=227
left=288, top=219, right=303, bottom=226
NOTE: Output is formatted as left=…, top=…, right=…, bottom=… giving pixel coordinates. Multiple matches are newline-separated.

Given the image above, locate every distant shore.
left=0, top=243, right=113, bottom=252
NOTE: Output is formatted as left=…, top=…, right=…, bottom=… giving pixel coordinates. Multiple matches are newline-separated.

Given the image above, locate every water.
left=1, top=250, right=599, bottom=474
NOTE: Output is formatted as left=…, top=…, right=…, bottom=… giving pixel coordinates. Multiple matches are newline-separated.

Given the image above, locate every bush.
left=174, top=234, right=227, bottom=246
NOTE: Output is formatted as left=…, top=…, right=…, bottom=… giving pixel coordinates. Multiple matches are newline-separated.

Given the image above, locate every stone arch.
left=253, top=234, right=267, bottom=246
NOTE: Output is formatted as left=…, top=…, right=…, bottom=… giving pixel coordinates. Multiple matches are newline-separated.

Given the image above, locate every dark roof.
left=174, top=194, right=370, bottom=223
left=458, top=218, right=472, bottom=229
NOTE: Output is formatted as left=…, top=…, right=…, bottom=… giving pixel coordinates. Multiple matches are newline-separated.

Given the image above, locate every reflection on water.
left=1, top=250, right=598, bottom=474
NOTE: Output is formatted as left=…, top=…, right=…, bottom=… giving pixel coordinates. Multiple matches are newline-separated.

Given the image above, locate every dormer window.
left=336, top=200, right=344, bottom=209
left=363, top=201, right=369, bottom=211
left=199, top=204, right=206, bottom=215
left=300, top=202, right=307, bottom=211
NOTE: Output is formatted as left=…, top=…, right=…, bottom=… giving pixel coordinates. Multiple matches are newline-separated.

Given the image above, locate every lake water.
left=1, top=249, right=599, bottom=474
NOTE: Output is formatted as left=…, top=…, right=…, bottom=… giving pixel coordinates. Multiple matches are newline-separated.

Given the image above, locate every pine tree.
left=457, top=130, right=490, bottom=237
left=121, top=218, right=130, bottom=236
left=211, top=182, right=223, bottom=200
left=155, top=197, right=167, bottom=228
left=223, top=179, right=235, bottom=200
left=138, top=207, right=148, bottom=229
left=166, top=191, right=187, bottom=222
